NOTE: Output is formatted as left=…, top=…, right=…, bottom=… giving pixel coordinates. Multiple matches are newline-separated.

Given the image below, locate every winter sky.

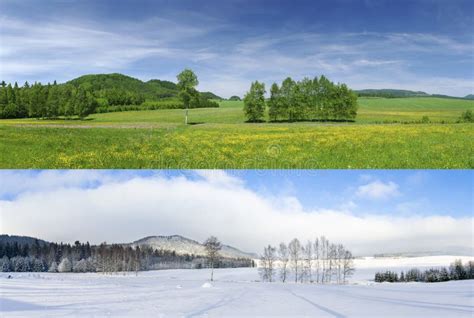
left=0, top=0, right=473, bottom=97
left=0, top=170, right=472, bottom=256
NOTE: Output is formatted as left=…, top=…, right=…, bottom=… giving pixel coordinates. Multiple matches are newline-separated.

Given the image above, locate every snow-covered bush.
left=73, top=259, right=89, bottom=272
left=48, top=261, right=58, bottom=272
left=0, top=256, right=11, bottom=272
left=58, top=258, right=72, bottom=272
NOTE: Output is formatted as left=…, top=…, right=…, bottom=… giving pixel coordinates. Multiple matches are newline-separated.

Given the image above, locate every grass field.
left=0, top=97, right=472, bottom=168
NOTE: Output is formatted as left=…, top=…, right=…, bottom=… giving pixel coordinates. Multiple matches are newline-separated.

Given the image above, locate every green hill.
left=67, top=73, right=221, bottom=100
left=465, top=94, right=474, bottom=100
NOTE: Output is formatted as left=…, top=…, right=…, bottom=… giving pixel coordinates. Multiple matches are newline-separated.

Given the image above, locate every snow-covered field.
left=1, top=256, right=473, bottom=317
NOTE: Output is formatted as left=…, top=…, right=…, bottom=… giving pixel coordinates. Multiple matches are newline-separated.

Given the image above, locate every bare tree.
left=259, top=245, right=277, bottom=282
left=203, top=236, right=222, bottom=281
left=328, top=243, right=337, bottom=283
left=336, top=244, right=345, bottom=284
left=320, top=236, right=328, bottom=283
left=343, top=250, right=355, bottom=283
left=278, top=242, right=289, bottom=283
left=134, top=246, right=141, bottom=276
left=313, top=237, right=320, bottom=283
left=288, top=238, right=301, bottom=283
left=259, top=237, right=355, bottom=285
left=302, top=241, right=313, bottom=283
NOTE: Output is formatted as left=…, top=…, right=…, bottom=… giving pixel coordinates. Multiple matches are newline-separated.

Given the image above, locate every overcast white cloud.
left=0, top=171, right=471, bottom=256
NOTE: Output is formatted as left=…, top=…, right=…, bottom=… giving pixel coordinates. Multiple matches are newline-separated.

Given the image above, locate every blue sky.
left=1, top=0, right=473, bottom=97
left=1, top=169, right=472, bottom=217
left=0, top=170, right=472, bottom=254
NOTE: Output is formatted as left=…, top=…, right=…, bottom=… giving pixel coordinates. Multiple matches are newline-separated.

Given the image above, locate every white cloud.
left=356, top=181, right=400, bottom=200
left=0, top=172, right=471, bottom=256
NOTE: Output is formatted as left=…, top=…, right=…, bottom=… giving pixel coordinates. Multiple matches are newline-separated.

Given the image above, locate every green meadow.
left=0, top=97, right=472, bottom=168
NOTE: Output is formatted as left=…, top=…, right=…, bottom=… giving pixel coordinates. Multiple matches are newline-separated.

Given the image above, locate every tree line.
left=374, top=259, right=474, bottom=283
left=244, top=75, right=358, bottom=122
left=0, top=239, right=253, bottom=274
left=0, top=81, right=97, bottom=119
left=259, top=236, right=354, bottom=284
left=0, top=73, right=219, bottom=120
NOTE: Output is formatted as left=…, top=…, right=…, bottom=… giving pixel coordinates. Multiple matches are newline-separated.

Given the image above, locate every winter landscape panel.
left=1, top=256, right=473, bottom=317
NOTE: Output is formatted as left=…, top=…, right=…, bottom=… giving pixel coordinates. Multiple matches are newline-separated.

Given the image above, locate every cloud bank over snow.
left=0, top=171, right=472, bottom=256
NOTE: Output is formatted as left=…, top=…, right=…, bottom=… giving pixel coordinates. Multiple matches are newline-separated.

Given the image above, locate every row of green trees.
left=0, top=82, right=97, bottom=119
left=0, top=73, right=219, bottom=120
left=244, top=76, right=358, bottom=122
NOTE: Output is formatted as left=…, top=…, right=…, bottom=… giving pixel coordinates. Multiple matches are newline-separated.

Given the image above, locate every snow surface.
left=1, top=256, right=473, bottom=317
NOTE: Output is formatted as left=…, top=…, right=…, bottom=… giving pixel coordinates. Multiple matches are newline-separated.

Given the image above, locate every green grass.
left=0, top=97, right=472, bottom=168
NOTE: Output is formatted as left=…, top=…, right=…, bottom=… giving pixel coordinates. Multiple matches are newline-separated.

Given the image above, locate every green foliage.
left=177, top=69, right=199, bottom=111
left=73, top=87, right=98, bottom=119
left=200, top=91, right=222, bottom=100
left=0, top=82, right=97, bottom=120
left=243, top=81, right=266, bottom=122
left=267, top=75, right=358, bottom=122
left=459, top=110, right=473, bottom=122
left=0, top=73, right=221, bottom=119
left=229, top=96, right=241, bottom=101
left=68, top=73, right=177, bottom=100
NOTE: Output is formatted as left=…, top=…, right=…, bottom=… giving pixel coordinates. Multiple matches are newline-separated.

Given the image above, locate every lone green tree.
left=177, top=69, right=199, bottom=124
left=204, top=236, right=222, bottom=281
left=243, top=81, right=266, bottom=122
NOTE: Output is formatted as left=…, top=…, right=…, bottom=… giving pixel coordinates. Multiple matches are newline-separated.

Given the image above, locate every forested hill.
left=0, top=234, right=49, bottom=246
left=356, top=88, right=472, bottom=100
left=67, top=73, right=222, bottom=100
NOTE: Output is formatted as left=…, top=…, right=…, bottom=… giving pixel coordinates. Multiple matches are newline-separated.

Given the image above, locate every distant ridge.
left=356, top=89, right=429, bottom=98
left=0, top=234, right=49, bottom=246
left=129, top=235, right=258, bottom=259
left=356, top=89, right=473, bottom=100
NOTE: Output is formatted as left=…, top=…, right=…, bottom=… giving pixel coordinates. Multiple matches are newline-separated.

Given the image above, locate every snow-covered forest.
left=0, top=238, right=254, bottom=273
left=374, top=259, right=474, bottom=283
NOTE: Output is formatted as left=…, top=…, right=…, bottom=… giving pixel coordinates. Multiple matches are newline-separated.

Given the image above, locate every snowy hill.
left=129, top=235, right=257, bottom=259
